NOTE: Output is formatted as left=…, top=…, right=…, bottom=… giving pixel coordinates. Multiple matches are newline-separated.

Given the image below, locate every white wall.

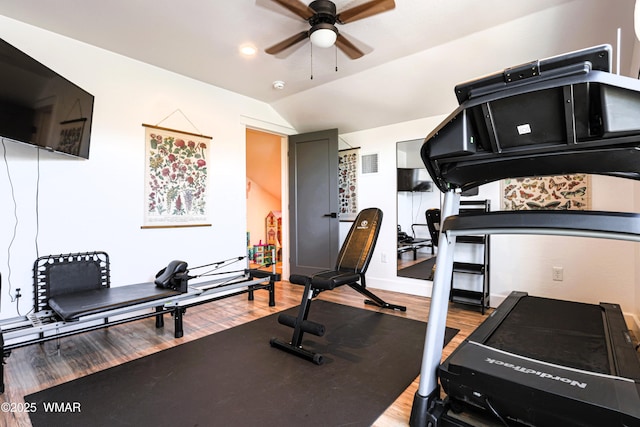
left=340, top=116, right=446, bottom=296
left=0, top=17, right=292, bottom=318
left=491, top=177, right=636, bottom=308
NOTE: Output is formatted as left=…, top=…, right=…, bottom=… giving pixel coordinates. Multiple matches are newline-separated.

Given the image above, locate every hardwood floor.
left=0, top=279, right=488, bottom=427
left=396, top=248, right=434, bottom=270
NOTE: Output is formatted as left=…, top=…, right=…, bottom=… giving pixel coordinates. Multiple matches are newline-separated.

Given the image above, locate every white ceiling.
left=0, top=0, right=637, bottom=134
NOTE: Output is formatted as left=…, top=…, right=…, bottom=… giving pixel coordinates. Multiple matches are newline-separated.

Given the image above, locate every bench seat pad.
left=289, top=271, right=359, bottom=291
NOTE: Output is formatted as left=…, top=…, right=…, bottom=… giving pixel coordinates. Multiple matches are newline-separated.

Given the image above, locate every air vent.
left=361, top=153, right=378, bottom=174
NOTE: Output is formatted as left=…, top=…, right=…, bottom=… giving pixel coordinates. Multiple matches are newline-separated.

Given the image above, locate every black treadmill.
left=409, top=45, right=640, bottom=426
left=441, top=291, right=640, bottom=425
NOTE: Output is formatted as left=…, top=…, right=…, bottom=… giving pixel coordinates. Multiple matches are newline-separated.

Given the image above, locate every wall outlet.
left=552, top=266, right=564, bottom=281
left=381, top=252, right=388, bottom=263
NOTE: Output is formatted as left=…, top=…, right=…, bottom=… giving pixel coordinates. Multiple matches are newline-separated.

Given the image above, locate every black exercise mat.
left=26, top=300, right=457, bottom=427
left=398, top=256, right=436, bottom=280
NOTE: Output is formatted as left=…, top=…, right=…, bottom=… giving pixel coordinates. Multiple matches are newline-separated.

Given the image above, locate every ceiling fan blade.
left=265, top=31, right=309, bottom=55
left=336, top=0, right=396, bottom=24
left=270, top=0, right=316, bottom=20
left=335, top=33, right=365, bottom=59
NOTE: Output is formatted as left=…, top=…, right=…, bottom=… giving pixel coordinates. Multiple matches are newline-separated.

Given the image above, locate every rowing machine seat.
left=270, top=207, right=406, bottom=364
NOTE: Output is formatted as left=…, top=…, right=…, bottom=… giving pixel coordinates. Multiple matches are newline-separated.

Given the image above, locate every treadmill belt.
left=485, top=296, right=610, bottom=374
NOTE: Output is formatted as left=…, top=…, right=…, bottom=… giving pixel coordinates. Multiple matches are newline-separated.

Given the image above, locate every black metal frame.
left=33, top=251, right=110, bottom=313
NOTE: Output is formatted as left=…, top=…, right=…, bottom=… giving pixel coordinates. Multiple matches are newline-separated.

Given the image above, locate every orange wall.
left=246, top=129, right=281, bottom=247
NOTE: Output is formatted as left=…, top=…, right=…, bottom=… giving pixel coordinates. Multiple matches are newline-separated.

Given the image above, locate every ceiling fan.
left=265, top=0, right=396, bottom=59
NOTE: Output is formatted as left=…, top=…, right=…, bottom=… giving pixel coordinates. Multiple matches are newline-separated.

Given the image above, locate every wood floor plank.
left=0, top=280, right=487, bottom=426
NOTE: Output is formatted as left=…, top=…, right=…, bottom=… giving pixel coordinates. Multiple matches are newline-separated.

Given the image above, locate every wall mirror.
left=396, top=138, right=440, bottom=280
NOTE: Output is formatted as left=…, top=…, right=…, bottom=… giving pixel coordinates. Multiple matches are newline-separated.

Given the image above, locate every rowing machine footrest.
left=277, top=314, right=325, bottom=336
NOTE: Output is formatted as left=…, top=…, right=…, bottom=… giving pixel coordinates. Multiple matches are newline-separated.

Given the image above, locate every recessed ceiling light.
left=240, top=44, right=257, bottom=56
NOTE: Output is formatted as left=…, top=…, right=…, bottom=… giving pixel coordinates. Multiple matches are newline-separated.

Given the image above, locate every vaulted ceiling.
left=0, top=0, right=636, bottom=134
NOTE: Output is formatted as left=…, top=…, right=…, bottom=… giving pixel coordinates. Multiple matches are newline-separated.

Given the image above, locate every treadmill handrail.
left=442, top=210, right=640, bottom=242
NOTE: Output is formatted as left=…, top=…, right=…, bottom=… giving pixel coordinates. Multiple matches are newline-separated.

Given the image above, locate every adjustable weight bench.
left=270, top=207, right=406, bottom=364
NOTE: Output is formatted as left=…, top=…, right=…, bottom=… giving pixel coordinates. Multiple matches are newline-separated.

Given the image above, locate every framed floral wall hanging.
left=501, top=174, right=591, bottom=211
left=142, top=124, right=212, bottom=228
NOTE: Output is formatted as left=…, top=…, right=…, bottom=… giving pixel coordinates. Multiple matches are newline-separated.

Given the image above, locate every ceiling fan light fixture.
left=265, top=0, right=396, bottom=59
left=239, top=44, right=257, bottom=56
left=309, top=24, right=337, bottom=48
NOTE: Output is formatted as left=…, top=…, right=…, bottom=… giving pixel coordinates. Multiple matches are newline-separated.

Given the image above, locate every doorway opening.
left=246, top=128, right=284, bottom=276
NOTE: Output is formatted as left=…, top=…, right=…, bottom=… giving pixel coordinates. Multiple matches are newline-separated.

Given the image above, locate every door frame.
left=242, top=117, right=295, bottom=280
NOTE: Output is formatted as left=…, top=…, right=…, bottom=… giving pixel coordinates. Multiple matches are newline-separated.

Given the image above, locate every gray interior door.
left=289, top=128, right=339, bottom=276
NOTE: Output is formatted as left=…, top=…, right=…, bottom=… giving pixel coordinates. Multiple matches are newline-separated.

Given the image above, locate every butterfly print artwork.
left=503, top=175, right=590, bottom=211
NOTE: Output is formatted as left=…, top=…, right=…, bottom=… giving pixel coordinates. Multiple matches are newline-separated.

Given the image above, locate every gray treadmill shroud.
left=409, top=44, right=640, bottom=426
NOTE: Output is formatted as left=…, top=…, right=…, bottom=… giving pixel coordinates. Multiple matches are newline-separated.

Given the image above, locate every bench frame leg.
left=155, top=306, right=165, bottom=328
left=270, top=280, right=324, bottom=364
left=174, top=308, right=185, bottom=338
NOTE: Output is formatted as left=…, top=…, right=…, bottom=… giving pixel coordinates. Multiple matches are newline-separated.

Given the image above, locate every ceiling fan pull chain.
left=335, top=44, right=338, bottom=72
left=310, top=43, right=314, bottom=80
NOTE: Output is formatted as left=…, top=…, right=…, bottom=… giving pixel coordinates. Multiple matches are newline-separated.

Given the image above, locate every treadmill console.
left=421, top=44, right=640, bottom=192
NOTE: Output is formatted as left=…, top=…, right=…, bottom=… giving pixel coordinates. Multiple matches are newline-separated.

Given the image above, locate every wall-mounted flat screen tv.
left=0, top=37, right=94, bottom=159
left=397, top=168, right=432, bottom=192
